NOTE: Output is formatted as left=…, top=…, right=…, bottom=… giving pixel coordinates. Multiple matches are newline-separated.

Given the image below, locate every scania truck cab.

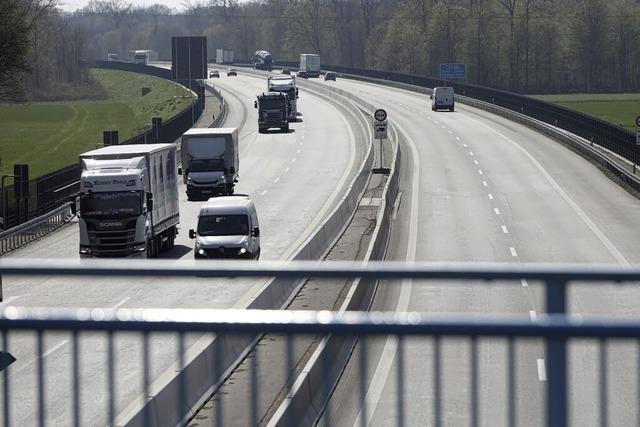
left=78, top=144, right=180, bottom=258
left=255, top=92, right=289, bottom=133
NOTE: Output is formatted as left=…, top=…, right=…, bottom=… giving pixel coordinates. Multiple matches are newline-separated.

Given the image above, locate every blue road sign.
left=440, top=63, right=466, bottom=79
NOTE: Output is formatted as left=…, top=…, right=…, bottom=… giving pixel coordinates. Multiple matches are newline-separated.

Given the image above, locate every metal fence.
left=255, top=59, right=640, bottom=167
left=1, top=260, right=639, bottom=426
left=2, top=62, right=203, bottom=232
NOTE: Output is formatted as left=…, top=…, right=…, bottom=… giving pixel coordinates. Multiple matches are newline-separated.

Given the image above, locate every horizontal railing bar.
left=1, top=308, right=640, bottom=338
left=0, top=203, right=72, bottom=238
left=3, top=259, right=640, bottom=282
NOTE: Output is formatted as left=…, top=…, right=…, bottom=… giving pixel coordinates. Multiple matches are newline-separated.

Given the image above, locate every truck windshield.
left=190, top=159, right=225, bottom=172
left=198, top=214, right=249, bottom=236
left=260, top=98, right=285, bottom=109
left=80, top=191, right=141, bottom=218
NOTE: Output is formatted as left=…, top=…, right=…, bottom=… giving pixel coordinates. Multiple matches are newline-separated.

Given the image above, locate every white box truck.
left=216, top=48, right=234, bottom=64
left=78, top=144, right=180, bottom=258
left=299, top=54, right=320, bottom=78
left=180, top=128, right=239, bottom=200
left=268, top=76, right=298, bottom=120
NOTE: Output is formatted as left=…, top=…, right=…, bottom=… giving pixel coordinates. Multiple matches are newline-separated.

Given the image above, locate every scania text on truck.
left=255, top=92, right=289, bottom=133
left=299, top=54, right=320, bottom=78
left=189, top=195, right=261, bottom=260
left=267, top=76, right=298, bottom=121
left=78, top=144, right=180, bottom=258
left=180, top=128, right=239, bottom=200
left=254, top=50, right=273, bottom=71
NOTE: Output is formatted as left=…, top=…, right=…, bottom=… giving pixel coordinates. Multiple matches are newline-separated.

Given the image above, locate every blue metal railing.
left=0, top=260, right=639, bottom=426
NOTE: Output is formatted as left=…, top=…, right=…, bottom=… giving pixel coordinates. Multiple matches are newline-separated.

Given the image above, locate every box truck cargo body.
left=180, top=128, right=239, bottom=199
left=299, top=54, right=320, bottom=77
left=78, top=144, right=179, bottom=258
left=216, top=49, right=234, bottom=64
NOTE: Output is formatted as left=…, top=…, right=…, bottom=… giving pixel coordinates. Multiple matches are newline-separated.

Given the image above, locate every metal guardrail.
left=0, top=261, right=639, bottom=426
left=0, top=202, right=74, bottom=256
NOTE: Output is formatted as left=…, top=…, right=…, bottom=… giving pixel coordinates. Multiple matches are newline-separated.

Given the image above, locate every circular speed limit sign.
left=636, top=115, right=640, bottom=128
left=374, top=109, right=387, bottom=122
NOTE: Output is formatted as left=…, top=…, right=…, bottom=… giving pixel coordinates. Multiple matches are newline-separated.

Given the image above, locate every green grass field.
left=534, top=93, right=640, bottom=131
left=0, top=69, right=195, bottom=178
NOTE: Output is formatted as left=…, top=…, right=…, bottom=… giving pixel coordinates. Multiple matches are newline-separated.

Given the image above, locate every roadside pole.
left=373, top=108, right=390, bottom=175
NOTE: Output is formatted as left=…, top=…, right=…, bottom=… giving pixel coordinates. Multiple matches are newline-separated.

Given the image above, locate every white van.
left=189, top=196, right=261, bottom=259
left=431, top=87, right=455, bottom=112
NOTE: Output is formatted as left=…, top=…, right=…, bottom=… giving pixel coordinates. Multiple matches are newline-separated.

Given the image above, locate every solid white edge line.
left=353, top=122, right=420, bottom=427
left=0, top=296, right=22, bottom=306
left=260, top=190, right=268, bottom=196
left=537, top=359, right=547, bottom=381
left=43, top=340, right=69, bottom=359
left=467, top=115, right=630, bottom=266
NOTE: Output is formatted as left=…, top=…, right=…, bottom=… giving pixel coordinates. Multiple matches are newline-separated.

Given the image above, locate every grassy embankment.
left=0, top=68, right=195, bottom=178
left=534, top=93, right=640, bottom=132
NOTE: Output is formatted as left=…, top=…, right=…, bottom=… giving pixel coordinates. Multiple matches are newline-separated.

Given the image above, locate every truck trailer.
left=268, top=76, right=298, bottom=121
left=78, top=144, right=180, bottom=258
left=180, top=128, right=239, bottom=200
left=299, top=54, right=320, bottom=78
left=216, top=48, right=234, bottom=64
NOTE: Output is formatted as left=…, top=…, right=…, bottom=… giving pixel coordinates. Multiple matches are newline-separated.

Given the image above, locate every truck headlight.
left=198, top=248, right=206, bottom=255
left=79, top=245, right=91, bottom=255
left=133, top=243, right=146, bottom=252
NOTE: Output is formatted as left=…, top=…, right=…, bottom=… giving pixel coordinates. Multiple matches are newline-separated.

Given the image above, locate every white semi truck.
left=267, top=76, right=298, bottom=121
left=299, top=54, right=320, bottom=78
left=78, top=144, right=180, bottom=258
left=180, top=128, right=239, bottom=200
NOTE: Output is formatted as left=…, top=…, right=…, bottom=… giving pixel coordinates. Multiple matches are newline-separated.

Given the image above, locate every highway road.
left=310, top=78, right=640, bottom=426
left=0, top=73, right=368, bottom=426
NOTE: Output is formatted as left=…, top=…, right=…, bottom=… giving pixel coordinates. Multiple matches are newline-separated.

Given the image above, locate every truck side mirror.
left=252, top=227, right=260, bottom=237
left=228, top=167, right=235, bottom=174
left=430, top=94, right=433, bottom=99
left=254, top=101, right=258, bottom=109
left=189, top=229, right=196, bottom=239
left=146, top=193, right=153, bottom=210
left=296, top=88, right=299, bottom=98
left=69, top=197, right=77, bottom=215
left=178, top=168, right=183, bottom=175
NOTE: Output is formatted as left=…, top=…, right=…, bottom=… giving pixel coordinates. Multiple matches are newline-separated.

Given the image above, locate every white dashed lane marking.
left=502, top=225, right=509, bottom=234
left=537, top=359, right=547, bottom=381
left=494, top=207, right=500, bottom=215
left=510, top=247, right=518, bottom=257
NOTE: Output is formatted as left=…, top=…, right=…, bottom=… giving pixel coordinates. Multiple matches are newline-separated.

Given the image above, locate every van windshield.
left=198, top=214, right=249, bottom=236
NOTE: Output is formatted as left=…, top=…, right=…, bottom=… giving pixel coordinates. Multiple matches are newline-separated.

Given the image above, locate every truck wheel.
left=167, top=228, right=176, bottom=249
left=227, top=184, right=234, bottom=195
left=258, top=128, right=265, bottom=134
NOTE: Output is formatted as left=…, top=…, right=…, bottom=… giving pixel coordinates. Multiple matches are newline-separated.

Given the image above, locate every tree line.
left=5, top=0, right=640, bottom=98
left=1, top=0, right=93, bottom=101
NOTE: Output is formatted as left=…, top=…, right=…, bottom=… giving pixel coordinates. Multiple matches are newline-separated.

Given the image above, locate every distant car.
left=281, top=68, right=291, bottom=75
left=209, top=70, right=220, bottom=78
left=227, top=68, right=237, bottom=76
left=324, top=71, right=337, bottom=81
left=297, top=71, right=308, bottom=79
left=431, top=86, right=455, bottom=112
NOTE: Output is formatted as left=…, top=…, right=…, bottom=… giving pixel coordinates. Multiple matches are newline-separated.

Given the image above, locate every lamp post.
left=1, top=174, right=16, bottom=231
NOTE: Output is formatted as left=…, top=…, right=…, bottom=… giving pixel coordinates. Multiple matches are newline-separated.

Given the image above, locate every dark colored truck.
left=255, top=92, right=289, bottom=133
